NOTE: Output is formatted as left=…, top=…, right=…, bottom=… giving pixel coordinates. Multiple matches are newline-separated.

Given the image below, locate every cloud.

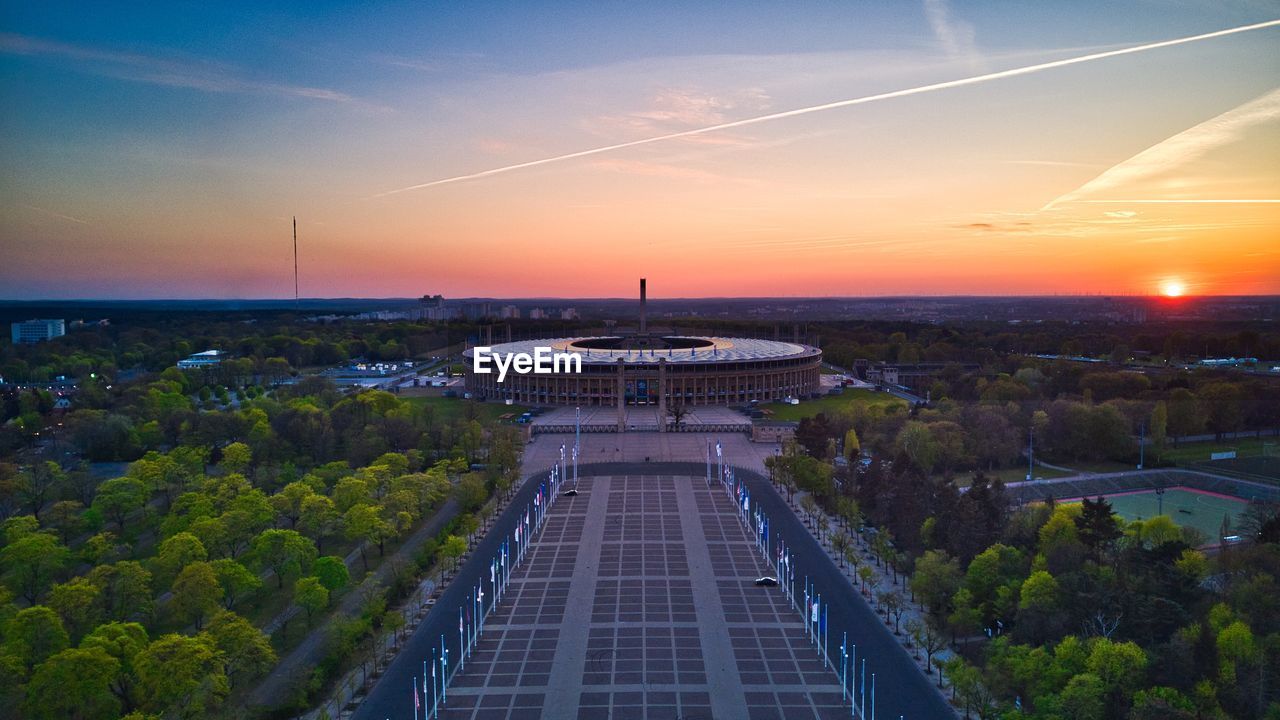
left=0, top=32, right=377, bottom=108
left=1043, top=87, right=1280, bottom=208
left=22, top=205, right=89, bottom=225
left=923, top=0, right=980, bottom=67
left=588, top=158, right=749, bottom=184
left=371, top=19, right=1280, bottom=197
left=588, top=87, right=773, bottom=145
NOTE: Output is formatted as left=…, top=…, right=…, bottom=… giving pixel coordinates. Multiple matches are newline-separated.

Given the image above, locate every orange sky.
left=2, top=4, right=1278, bottom=298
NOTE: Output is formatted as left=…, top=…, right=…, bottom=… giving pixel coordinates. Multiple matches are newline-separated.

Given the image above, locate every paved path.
left=359, top=471, right=847, bottom=720
left=673, top=473, right=748, bottom=719
left=542, top=476, right=610, bottom=716
left=250, top=497, right=461, bottom=708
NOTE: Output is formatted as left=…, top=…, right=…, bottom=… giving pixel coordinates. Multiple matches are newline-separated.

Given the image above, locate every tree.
left=842, top=428, right=861, bottom=461
left=15, top=461, right=65, bottom=520
left=203, top=610, right=275, bottom=686
left=917, top=621, right=947, bottom=678
left=48, top=577, right=102, bottom=641
left=1087, top=638, right=1148, bottom=712
left=208, top=558, right=261, bottom=610
left=456, top=473, right=487, bottom=512
left=441, top=535, right=467, bottom=574
left=133, top=634, right=228, bottom=719
left=87, top=561, right=153, bottom=623
left=249, top=529, right=317, bottom=588
left=151, top=532, right=207, bottom=587
left=911, top=550, right=962, bottom=618
left=92, top=477, right=147, bottom=532
left=294, top=576, right=330, bottom=624
left=878, top=589, right=906, bottom=634
left=270, top=481, right=317, bottom=529
left=1075, top=497, right=1122, bottom=563
left=219, top=442, right=252, bottom=474
left=1165, top=388, right=1205, bottom=441
left=343, top=504, right=394, bottom=568
left=1198, top=382, right=1243, bottom=440
left=170, top=562, right=223, bottom=630
left=23, top=646, right=122, bottom=720
left=1149, top=401, right=1168, bottom=462
left=298, top=494, right=340, bottom=553
left=667, top=401, right=689, bottom=430
left=0, top=531, right=70, bottom=603
left=4, top=606, right=69, bottom=669
left=897, top=421, right=938, bottom=473
left=80, top=621, right=148, bottom=699
left=312, top=555, right=350, bottom=595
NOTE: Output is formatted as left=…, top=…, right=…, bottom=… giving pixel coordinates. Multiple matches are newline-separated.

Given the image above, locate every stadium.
left=464, top=279, right=822, bottom=416
left=464, top=334, right=822, bottom=408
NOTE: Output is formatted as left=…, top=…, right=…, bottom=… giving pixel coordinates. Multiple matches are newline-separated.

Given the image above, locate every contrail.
left=371, top=19, right=1280, bottom=198
left=1075, top=199, right=1280, bottom=204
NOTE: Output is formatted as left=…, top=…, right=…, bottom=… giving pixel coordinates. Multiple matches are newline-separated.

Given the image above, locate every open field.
left=404, top=396, right=530, bottom=424
left=1160, top=436, right=1278, bottom=465
left=759, top=387, right=906, bottom=421
left=1063, top=487, right=1248, bottom=543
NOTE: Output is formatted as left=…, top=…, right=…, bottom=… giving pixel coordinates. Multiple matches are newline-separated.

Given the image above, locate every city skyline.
left=2, top=1, right=1278, bottom=299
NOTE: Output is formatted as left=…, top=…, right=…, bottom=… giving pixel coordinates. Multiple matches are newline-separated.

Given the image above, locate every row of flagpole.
left=711, top=440, right=882, bottom=720
left=411, top=441, right=576, bottom=720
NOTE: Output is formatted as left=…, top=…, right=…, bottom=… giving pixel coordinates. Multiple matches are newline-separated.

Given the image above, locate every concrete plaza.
left=522, top=432, right=781, bottom=477
left=437, top=473, right=847, bottom=720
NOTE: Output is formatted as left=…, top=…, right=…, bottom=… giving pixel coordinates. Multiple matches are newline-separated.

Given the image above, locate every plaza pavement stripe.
left=673, top=473, right=752, bottom=719
left=541, top=475, right=612, bottom=717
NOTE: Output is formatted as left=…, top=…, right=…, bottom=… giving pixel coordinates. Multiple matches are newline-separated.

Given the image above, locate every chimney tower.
left=640, top=278, right=647, bottom=334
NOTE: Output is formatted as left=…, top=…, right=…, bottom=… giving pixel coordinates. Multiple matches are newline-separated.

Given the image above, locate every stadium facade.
left=465, top=334, right=821, bottom=409
left=463, top=279, right=822, bottom=429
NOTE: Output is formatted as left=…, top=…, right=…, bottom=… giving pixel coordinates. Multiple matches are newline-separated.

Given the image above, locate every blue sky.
left=1, top=1, right=1278, bottom=298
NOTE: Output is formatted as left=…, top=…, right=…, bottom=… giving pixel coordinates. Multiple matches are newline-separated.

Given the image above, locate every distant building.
left=177, top=350, right=226, bottom=369
left=11, top=319, right=65, bottom=344
left=460, top=302, right=493, bottom=321
left=500, top=305, right=521, bottom=319
left=559, top=308, right=579, bottom=320
left=529, top=308, right=547, bottom=320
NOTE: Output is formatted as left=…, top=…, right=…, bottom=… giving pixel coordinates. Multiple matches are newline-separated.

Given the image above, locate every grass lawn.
left=1159, top=436, right=1277, bottom=465
left=404, top=395, right=529, bottom=425
left=759, top=388, right=906, bottom=421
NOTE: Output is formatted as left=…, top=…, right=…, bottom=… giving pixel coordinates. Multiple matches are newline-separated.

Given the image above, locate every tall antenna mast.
left=292, top=216, right=299, bottom=310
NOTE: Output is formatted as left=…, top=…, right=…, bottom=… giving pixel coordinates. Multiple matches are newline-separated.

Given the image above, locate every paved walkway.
left=438, top=474, right=845, bottom=720
left=522, top=432, right=780, bottom=477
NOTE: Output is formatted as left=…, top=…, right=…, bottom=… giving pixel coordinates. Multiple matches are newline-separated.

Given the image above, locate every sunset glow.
left=1161, top=278, right=1188, bottom=297
left=1, top=3, right=1278, bottom=298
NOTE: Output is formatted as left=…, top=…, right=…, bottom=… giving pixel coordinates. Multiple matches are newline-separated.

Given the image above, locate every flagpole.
left=860, top=657, right=865, bottom=719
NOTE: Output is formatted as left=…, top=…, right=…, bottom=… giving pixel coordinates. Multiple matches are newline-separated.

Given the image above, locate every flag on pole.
left=812, top=600, right=819, bottom=624
left=414, top=678, right=420, bottom=713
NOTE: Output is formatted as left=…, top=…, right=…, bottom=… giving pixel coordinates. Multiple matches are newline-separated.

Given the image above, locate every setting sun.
left=1161, top=278, right=1188, bottom=297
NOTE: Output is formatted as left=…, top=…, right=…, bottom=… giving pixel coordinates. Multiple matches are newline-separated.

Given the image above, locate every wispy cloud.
left=587, top=87, right=772, bottom=146
left=370, top=19, right=1280, bottom=197
left=0, top=32, right=379, bottom=108
left=923, top=0, right=980, bottom=68
left=1043, top=87, right=1280, bottom=208
left=22, top=204, right=89, bottom=225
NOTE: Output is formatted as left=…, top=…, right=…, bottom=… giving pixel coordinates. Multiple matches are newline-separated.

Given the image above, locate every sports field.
left=1067, top=487, right=1248, bottom=543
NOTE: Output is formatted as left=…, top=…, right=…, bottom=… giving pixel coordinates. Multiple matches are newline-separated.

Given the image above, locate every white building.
left=11, top=319, right=65, bottom=344
left=177, top=350, right=226, bottom=369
